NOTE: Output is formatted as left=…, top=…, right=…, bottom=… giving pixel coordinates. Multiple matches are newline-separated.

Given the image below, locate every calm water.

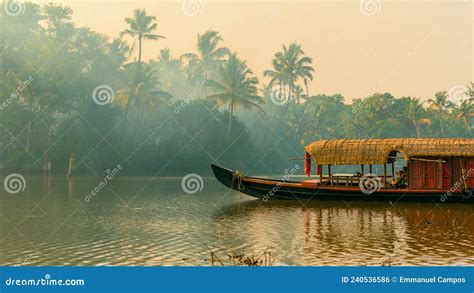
left=1, top=176, right=473, bottom=266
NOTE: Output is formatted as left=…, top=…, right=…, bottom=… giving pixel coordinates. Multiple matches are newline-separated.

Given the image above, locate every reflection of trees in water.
left=213, top=201, right=474, bottom=265
left=396, top=206, right=474, bottom=264
left=301, top=208, right=405, bottom=265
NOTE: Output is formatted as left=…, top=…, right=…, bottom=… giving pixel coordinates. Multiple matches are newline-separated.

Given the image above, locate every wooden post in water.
left=43, top=151, right=51, bottom=176
left=67, top=152, right=76, bottom=178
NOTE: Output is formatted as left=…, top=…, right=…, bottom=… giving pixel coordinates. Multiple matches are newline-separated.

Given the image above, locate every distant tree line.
left=0, top=3, right=472, bottom=175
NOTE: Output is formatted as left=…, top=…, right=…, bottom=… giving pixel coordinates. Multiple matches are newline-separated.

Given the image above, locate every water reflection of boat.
left=213, top=201, right=474, bottom=265
left=212, top=138, right=474, bottom=202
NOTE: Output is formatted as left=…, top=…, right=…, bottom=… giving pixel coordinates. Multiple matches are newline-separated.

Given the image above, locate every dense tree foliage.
left=0, top=4, right=472, bottom=175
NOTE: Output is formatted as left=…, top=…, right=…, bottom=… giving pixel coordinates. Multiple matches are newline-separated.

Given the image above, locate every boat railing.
left=317, top=174, right=394, bottom=188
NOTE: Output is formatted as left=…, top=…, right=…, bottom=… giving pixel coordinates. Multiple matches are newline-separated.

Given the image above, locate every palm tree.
left=266, top=42, right=314, bottom=104
left=107, top=38, right=130, bottom=65
left=453, top=99, right=473, bottom=135
left=117, top=63, right=172, bottom=110
left=399, top=97, right=425, bottom=137
left=262, top=43, right=314, bottom=145
left=156, top=48, right=185, bottom=78
left=121, top=8, right=165, bottom=113
left=263, top=60, right=286, bottom=103
left=116, top=63, right=172, bottom=145
left=206, top=53, right=264, bottom=139
left=157, top=48, right=175, bottom=66
left=466, top=82, right=474, bottom=101
left=151, top=48, right=193, bottom=106
left=408, top=97, right=425, bottom=137
left=428, top=91, right=453, bottom=137
left=181, top=30, right=230, bottom=86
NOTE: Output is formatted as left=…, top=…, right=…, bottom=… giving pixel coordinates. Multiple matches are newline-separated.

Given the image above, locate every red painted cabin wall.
left=408, top=157, right=474, bottom=190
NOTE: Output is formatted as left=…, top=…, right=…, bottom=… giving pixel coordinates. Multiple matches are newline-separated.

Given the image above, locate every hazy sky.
left=35, top=0, right=472, bottom=102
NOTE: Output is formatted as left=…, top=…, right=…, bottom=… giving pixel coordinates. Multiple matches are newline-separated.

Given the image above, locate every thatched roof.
left=305, top=138, right=474, bottom=165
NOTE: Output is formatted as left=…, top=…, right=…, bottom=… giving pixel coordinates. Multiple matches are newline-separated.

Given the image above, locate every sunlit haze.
left=33, top=0, right=473, bottom=102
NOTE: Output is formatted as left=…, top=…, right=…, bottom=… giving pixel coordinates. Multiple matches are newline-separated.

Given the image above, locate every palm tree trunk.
left=26, top=112, right=32, bottom=151
left=135, top=37, right=143, bottom=106
left=262, top=83, right=292, bottom=147
left=304, top=78, right=310, bottom=100
left=226, top=101, right=234, bottom=140
left=464, top=117, right=471, bottom=135
left=279, top=81, right=282, bottom=101
left=124, top=36, right=143, bottom=116
left=410, top=112, right=420, bottom=138
left=25, top=96, right=34, bottom=151
left=203, top=68, right=208, bottom=98
left=287, top=83, right=293, bottom=105
left=260, top=80, right=282, bottom=147
left=439, top=113, right=446, bottom=137
left=414, top=120, right=420, bottom=137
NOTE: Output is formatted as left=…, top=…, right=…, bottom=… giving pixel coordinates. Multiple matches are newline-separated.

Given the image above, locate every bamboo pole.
left=391, top=161, right=395, bottom=178
left=319, top=165, right=323, bottom=185
left=328, top=165, right=332, bottom=185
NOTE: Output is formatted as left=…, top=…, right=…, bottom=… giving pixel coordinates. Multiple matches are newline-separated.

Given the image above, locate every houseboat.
left=211, top=138, right=474, bottom=202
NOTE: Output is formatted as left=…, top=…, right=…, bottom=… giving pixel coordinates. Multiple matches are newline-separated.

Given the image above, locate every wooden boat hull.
left=211, top=164, right=474, bottom=203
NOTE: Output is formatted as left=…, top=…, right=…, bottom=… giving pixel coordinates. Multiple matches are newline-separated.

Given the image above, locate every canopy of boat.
left=305, top=138, right=474, bottom=165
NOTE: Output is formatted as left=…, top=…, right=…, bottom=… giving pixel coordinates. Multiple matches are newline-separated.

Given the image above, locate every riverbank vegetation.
left=0, top=3, right=472, bottom=175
